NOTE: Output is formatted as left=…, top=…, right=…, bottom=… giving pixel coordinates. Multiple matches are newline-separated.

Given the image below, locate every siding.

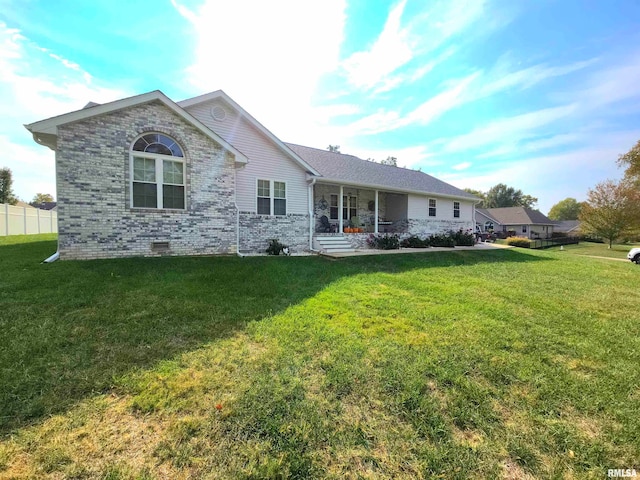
left=408, top=194, right=473, bottom=222
left=185, top=99, right=309, bottom=214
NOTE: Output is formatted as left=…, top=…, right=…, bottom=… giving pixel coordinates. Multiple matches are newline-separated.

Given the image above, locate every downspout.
left=308, top=178, right=318, bottom=252
left=235, top=166, right=244, bottom=258
left=43, top=141, right=60, bottom=263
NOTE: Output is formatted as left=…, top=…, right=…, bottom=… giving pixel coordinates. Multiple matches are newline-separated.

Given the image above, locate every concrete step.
left=315, top=235, right=356, bottom=254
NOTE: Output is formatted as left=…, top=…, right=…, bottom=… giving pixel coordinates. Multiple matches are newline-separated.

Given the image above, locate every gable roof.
left=178, top=90, right=320, bottom=176
left=477, top=207, right=555, bottom=225
left=285, top=143, right=478, bottom=200
left=553, top=220, right=581, bottom=232
left=25, top=90, right=248, bottom=164
left=475, top=208, right=501, bottom=224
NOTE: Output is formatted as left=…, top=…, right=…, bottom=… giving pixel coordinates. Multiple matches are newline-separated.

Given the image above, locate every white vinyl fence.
left=0, top=203, right=58, bottom=236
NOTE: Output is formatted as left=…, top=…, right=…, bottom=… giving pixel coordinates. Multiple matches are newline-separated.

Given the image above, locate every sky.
left=1, top=0, right=640, bottom=214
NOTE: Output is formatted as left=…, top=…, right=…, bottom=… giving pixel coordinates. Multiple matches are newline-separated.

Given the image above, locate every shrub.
left=367, top=234, right=400, bottom=250
left=400, top=235, right=430, bottom=248
left=506, top=237, right=531, bottom=248
left=429, top=233, right=456, bottom=248
left=266, top=238, right=288, bottom=255
left=450, top=229, right=475, bottom=246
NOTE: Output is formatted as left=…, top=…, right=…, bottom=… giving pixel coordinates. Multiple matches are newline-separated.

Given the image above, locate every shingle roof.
left=553, top=220, right=581, bottom=232
left=285, top=143, right=478, bottom=200
left=477, top=207, right=554, bottom=225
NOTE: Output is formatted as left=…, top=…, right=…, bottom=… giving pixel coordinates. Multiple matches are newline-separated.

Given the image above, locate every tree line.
left=0, top=167, right=54, bottom=206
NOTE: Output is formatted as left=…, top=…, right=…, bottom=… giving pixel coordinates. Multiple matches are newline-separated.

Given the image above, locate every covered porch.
left=312, top=183, right=408, bottom=235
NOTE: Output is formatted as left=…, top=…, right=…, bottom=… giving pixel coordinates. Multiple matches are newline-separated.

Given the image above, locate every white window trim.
left=130, top=150, right=186, bottom=210
left=428, top=198, right=437, bottom=217
left=256, top=179, right=287, bottom=216
left=329, top=193, right=339, bottom=220
left=453, top=201, right=460, bottom=218
left=342, top=194, right=357, bottom=221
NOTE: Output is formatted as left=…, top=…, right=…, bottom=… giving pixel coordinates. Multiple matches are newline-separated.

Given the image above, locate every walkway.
left=320, top=241, right=512, bottom=258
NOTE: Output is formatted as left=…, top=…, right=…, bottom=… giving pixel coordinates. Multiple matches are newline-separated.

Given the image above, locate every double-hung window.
left=329, top=194, right=338, bottom=220
left=453, top=201, right=460, bottom=218
left=342, top=195, right=357, bottom=220
left=131, top=133, right=185, bottom=209
left=257, top=179, right=286, bottom=215
left=428, top=198, right=437, bottom=217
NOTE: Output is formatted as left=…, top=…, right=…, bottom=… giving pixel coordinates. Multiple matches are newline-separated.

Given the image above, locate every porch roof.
left=286, top=143, right=478, bottom=201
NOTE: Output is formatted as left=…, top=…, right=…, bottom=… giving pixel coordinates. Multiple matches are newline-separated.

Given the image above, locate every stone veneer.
left=407, top=219, right=472, bottom=236
left=238, top=213, right=309, bottom=254
left=56, top=100, right=237, bottom=260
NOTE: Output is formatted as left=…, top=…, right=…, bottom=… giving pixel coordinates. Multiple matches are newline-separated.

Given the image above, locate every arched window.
left=130, top=133, right=185, bottom=209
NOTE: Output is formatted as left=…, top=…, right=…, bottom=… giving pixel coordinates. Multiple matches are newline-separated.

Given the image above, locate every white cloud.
left=452, top=161, right=471, bottom=171
left=345, top=144, right=437, bottom=169
left=441, top=103, right=578, bottom=153
left=342, top=0, right=414, bottom=90
left=174, top=0, right=347, bottom=147
left=0, top=22, right=128, bottom=201
left=342, top=1, right=485, bottom=93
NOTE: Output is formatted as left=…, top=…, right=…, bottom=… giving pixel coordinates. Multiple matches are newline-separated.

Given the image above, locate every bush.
left=367, top=234, right=400, bottom=250
left=551, top=232, right=567, bottom=238
left=450, top=229, right=475, bottom=246
left=506, top=237, right=531, bottom=248
left=400, top=235, right=430, bottom=248
left=429, top=233, right=456, bottom=248
left=266, top=238, right=288, bottom=255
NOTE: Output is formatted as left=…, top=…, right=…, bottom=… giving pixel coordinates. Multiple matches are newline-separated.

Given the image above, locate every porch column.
left=374, top=190, right=379, bottom=234
left=339, top=185, right=344, bottom=233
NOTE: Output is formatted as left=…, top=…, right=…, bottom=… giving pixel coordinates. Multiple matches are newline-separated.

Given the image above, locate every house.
left=476, top=207, right=555, bottom=239
left=25, top=89, right=478, bottom=260
left=552, top=220, right=581, bottom=236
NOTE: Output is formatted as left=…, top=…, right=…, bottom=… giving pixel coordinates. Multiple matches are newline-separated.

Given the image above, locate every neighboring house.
left=31, top=202, right=57, bottom=211
left=25, top=89, right=478, bottom=260
left=553, top=220, right=581, bottom=235
left=476, top=207, right=555, bottom=239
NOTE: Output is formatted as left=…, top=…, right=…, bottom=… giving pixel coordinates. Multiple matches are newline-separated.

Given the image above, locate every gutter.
left=315, top=177, right=476, bottom=202
left=308, top=178, right=319, bottom=252
left=235, top=166, right=244, bottom=258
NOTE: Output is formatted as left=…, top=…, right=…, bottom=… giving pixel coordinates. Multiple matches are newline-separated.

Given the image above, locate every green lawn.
left=1, top=235, right=639, bottom=479
left=547, top=241, right=639, bottom=259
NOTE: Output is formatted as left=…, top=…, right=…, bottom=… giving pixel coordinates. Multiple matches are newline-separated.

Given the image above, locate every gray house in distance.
left=476, top=207, right=555, bottom=239
left=25, top=89, right=478, bottom=260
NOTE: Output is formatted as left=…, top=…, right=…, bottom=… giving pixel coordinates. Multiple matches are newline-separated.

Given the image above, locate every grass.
left=1, top=234, right=639, bottom=479
left=546, top=241, right=639, bottom=259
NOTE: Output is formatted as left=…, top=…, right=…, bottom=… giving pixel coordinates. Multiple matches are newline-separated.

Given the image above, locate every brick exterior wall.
left=56, top=100, right=238, bottom=260
left=407, top=218, right=472, bottom=236
left=239, top=213, right=309, bottom=254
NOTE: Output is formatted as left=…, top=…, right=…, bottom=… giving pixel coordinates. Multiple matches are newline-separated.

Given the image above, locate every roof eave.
left=178, top=90, right=319, bottom=175
left=24, top=90, right=248, bottom=164
left=316, top=177, right=478, bottom=201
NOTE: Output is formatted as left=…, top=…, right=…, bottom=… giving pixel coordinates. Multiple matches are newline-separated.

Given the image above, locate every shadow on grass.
left=0, top=239, right=549, bottom=435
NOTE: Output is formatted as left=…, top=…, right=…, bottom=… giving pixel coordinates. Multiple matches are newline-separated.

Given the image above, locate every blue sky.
left=1, top=0, right=640, bottom=214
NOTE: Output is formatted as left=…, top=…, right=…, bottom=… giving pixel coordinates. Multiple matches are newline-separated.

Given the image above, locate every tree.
left=379, top=156, right=397, bottom=166
left=579, top=179, right=640, bottom=248
left=484, top=183, right=538, bottom=209
left=0, top=167, right=17, bottom=205
left=327, top=145, right=340, bottom=153
left=30, top=193, right=55, bottom=206
left=618, top=139, right=640, bottom=185
left=548, top=197, right=583, bottom=220
left=464, top=188, right=485, bottom=208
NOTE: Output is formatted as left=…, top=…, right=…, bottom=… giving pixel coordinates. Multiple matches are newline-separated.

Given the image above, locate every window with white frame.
left=428, top=198, right=437, bottom=217
left=131, top=133, right=185, bottom=209
left=522, top=225, right=527, bottom=233
left=453, top=201, right=460, bottom=218
left=330, top=194, right=338, bottom=220
left=257, top=179, right=286, bottom=215
left=343, top=195, right=357, bottom=220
